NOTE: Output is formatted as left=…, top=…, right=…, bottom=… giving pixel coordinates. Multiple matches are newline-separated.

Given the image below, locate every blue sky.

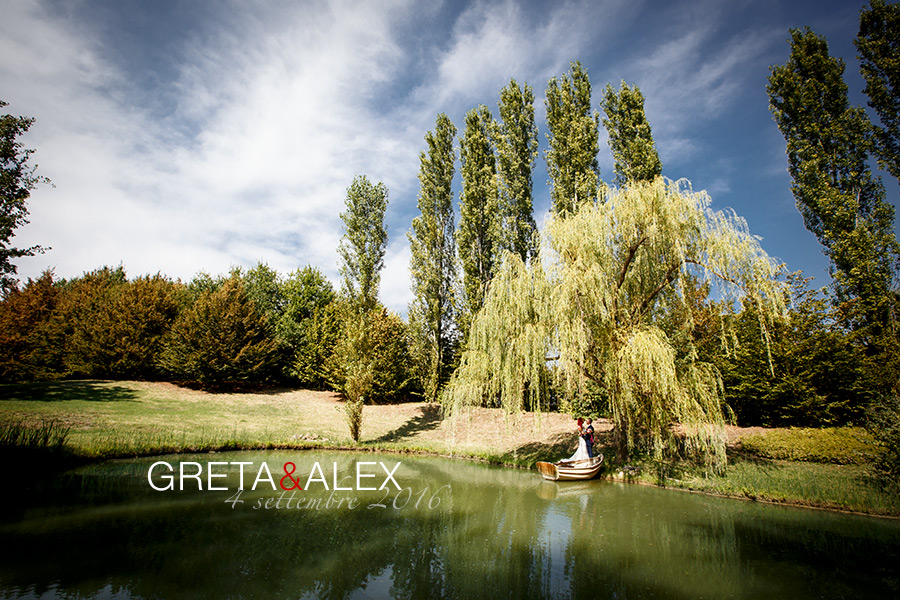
left=2, top=0, right=897, bottom=314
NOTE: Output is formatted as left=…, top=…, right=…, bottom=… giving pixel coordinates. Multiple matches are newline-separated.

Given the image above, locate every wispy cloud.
left=2, top=0, right=848, bottom=311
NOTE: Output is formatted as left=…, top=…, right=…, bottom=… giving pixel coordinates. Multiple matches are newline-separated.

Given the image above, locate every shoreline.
left=2, top=379, right=898, bottom=518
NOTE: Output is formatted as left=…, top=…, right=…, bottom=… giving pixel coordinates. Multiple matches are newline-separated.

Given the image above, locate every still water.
left=1, top=451, right=898, bottom=600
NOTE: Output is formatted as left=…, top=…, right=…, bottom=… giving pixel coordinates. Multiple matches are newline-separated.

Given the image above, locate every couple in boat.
left=536, top=416, right=602, bottom=480
left=567, top=417, right=595, bottom=462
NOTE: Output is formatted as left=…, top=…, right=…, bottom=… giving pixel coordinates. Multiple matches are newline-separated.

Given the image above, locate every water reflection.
left=1, top=451, right=898, bottom=599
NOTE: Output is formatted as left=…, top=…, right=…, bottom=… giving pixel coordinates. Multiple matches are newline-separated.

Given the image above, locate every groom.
left=582, top=418, right=595, bottom=458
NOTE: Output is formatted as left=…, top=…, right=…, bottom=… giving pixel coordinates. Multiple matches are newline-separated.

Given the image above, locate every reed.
left=0, top=420, right=70, bottom=452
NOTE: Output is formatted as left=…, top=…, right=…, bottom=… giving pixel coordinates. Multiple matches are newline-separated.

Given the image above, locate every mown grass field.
left=1, top=379, right=898, bottom=516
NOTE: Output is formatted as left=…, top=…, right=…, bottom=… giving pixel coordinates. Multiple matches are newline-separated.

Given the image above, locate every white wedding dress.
left=566, top=435, right=590, bottom=462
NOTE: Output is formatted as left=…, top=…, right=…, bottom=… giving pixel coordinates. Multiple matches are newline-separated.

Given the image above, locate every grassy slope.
left=1, top=380, right=897, bottom=516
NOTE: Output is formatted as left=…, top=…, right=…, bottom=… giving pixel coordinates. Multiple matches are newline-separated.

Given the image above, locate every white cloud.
left=8, top=0, right=427, bottom=308
left=2, top=0, right=856, bottom=312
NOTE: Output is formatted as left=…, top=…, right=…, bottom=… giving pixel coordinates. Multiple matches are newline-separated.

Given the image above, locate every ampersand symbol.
left=280, top=462, right=303, bottom=491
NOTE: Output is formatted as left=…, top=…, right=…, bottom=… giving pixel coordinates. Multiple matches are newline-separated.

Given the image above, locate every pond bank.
left=1, top=379, right=898, bottom=516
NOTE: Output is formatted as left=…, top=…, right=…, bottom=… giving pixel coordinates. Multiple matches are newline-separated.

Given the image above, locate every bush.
left=158, top=276, right=281, bottom=385
left=719, top=276, right=871, bottom=427
left=326, top=305, right=416, bottom=404
left=740, top=427, right=880, bottom=464
left=58, top=268, right=181, bottom=379
left=868, top=394, right=900, bottom=485
left=0, top=270, right=63, bottom=382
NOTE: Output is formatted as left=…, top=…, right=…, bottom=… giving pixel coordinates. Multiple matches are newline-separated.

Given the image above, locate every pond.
left=1, top=451, right=898, bottom=599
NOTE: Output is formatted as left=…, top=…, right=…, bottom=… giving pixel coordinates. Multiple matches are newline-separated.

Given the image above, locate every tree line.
left=1, top=2, right=898, bottom=468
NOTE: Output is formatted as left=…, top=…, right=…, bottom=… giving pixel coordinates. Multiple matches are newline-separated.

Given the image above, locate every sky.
left=2, top=0, right=898, bottom=315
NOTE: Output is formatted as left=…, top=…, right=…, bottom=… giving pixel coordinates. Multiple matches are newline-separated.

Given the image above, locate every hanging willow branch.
left=444, top=177, right=787, bottom=469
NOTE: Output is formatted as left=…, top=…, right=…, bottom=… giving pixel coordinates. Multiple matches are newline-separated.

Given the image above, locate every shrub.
left=0, top=270, right=63, bottom=382
left=158, top=276, right=281, bottom=385
left=740, top=427, right=880, bottom=464
left=326, top=305, right=415, bottom=404
left=58, top=268, right=180, bottom=379
left=868, top=394, right=900, bottom=485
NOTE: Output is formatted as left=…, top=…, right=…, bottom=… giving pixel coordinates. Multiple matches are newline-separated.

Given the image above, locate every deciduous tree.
left=1, top=100, right=49, bottom=292
left=768, top=28, right=900, bottom=337
left=408, top=114, right=458, bottom=403
left=496, top=79, right=538, bottom=262
left=856, top=0, right=900, bottom=180
left=446, top=178, right=786, bottom=470
left=339, top=175, right=388, bottom=312
left=545, top=62, right=600, bottom=216
left=601, top=81, right=662, bottom=186
left=458, top=105, right=501, bottom=335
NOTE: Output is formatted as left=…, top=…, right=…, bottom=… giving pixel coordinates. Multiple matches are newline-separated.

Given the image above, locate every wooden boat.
left=535, top=454, right=603, bottom=481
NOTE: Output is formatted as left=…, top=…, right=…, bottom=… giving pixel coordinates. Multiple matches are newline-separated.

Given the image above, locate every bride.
left=566, top=418, right=591, bottom=461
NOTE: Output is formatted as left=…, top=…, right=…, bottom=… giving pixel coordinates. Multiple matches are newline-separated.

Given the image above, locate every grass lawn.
left=0, top=380, right=576, bottom=464
left=2, top=379, right=898, bottom=517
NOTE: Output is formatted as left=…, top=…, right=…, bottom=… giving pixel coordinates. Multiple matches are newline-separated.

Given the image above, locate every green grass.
left=0, top=380, right=347, bottom=458
left=740, top=427, right=880, bottom=465
left=661, top=455, right=900, bottom=516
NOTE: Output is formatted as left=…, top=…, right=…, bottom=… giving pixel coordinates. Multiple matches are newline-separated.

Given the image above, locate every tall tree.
left=339, top=175, right=389, bottom=312
left=446, top=178, right=786, bottom=470
left=856, top=0, right=900, bottom=180
left=767, top=28, right=900, bottom=336
left=496, top=79, right=538, bottom=262
left=409, top=113, right=458, bottom=403
left=601, top=81, right=663, bottom=186
left=457, top=105, right=501, bottom=333
left=1, top=101, right=49, bottom=292
left=545, top=61, right=600, bottom=216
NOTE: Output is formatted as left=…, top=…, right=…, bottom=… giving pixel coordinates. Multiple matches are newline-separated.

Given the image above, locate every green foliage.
left=0, top=270, right=63, bottom=382
left=339, top=175, right=388, bottom=311
left=408, top=113, right=458, bottom=403
left=0, top=100, right=50, bottom=292
left=240, top=262, right=285, bottom=323
left=719, top=274, right=871, bottom=426
left=158, top=276, right=280, bottom=385
left=856, top=0, right=900, bottom=180
left=447, top=178, right=787, bottom=471
left=740, top=427, right=879, bottom=465
left=601, top=81, right=662, bottom=186
left=495, top=79, right=539, bottom=263
left=768, top=27, right=900, bottom=336
left=458, top=105, right=501, bottom=336
left=292, top=299, right=342, bottom=388
left=59, top=267, right=180, bottom=379
left=545, top=61, right=600, bottom=216
left=868, top=392, right=900, bottom=484
left=277, top=266, right=336, bottom=383
left=185, top=271, right=225, bottom=301
left=326, top=304, right=415, bottom=405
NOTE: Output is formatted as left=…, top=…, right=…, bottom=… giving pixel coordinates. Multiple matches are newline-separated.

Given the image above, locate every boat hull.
left=535, top=455, right=603, bottom=481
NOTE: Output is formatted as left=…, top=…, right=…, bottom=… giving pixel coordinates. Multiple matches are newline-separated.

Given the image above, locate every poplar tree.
left=445, top=178, right=787, bottom=470
left=409, top=114, right=458, bottom=403
left=457, top=105, right=501, bottom=334
left=495, top=79, right=538, bottom=262
left=545, top=61, right=600, bottom=216
left=767, top=27, right=900, bottom=336
left=338, top=175, right=388, bottom=312
left=601, top=81, right=663, bottom=186
left=856, top=0, right=900, bottom=180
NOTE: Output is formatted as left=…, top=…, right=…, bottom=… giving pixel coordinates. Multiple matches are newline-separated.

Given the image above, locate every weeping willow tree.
left=445, top=177, right=787, bottom=470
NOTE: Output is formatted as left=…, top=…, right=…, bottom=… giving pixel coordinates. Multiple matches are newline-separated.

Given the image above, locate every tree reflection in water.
left=1, top=451, right=898, bottom=599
